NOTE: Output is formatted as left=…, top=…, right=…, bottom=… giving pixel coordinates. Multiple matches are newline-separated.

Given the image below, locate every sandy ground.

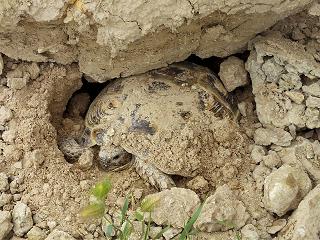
left=0, top=3, right=320, bottom=240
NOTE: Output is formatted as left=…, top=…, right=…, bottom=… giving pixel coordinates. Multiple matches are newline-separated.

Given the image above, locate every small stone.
left=0, top=172, right=9, bottom=192
left=148, top=226, right=163, bottom=239
left=285, top=91, right=305, bottom=104
left=2, top=129, right=16, bottom=143
left=163, top=228, right=181, bottom=240
left=27, top=226, right=47, bottom=240
left=78, top=149, right=94, bottom=170
left=263, top=165, right=312, bottom=216
left=26, top=63, right=40, bottom=80
left=12, top=202, right=34, bottom=236
left=145, top=187, right=200, bottom=228
left=7, top=77, right=28, bottom=90
left=241, top=224, right=259, bottom=240
left=279, top=184, right=320, bottom=239
left=254, top=127, right=293, bottom=146
left=262, top=151, right=281, bottom=168
left=0, top=193, right=13, bottom=207
left=13, top=194, right=22, bottom=201
left=302, top=82, right=320, bottom=97
left=0, top=106, right=13, bottom=125
left=45, top=229, right=76, bottom=240
left=306, top=96, right=320, bottom=108
left=237, top=102, right=246, bottom=116
left=47, top=220, right=57, bottom=230
left=308, top=3, right=320, bottom=16
left=267, top=219, right=287, bottom=234
left=12, top=161, right=23, bottom=170
left=186, top=176, right=209, bottom=193
left=195, top=184, right=249, bottom=232
left=219, top=56, right=249, bottom=92
left=250, top=145, right=266, bottom=163
left=0, top=210, right=13, bottom=240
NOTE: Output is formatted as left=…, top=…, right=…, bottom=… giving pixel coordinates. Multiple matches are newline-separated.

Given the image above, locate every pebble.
left=0, top=172, right=9, bottom=192
left=145, top=187, right=200, bottom=228
left=254, top=127, right=293, bottom=146
left=0, top=210, right=13, bottom=240
left=0, top=106, right=13, bottom=125
left=45, top=229, right=76, bottom=240
left=267, top=219, right=287, bottom=234
left=12, top=202, right=34, bottom=236
left=263, top=165, right=312, bottom=216
left=2, top=129, right=16, bottom=143
left=186, top=175, right=209, bottom=193
left=218, top=56, right=249, bottom=92
left=0, top=193, right=13, bottom=207
left=7, top=77, right=28, bottom=90
left=27, top=226, right=47, bottom=240
left=250, top=145, right=266, bottom=163
left=47, top=220, right=57, bottom=230
left=262, top=151, right=281, bottom=168
left=241, top=224, right=259, bottom=240
left=195, top=184, right=249, bottom=232
left=163, top=228, right=181, bottom=240
left=78, top=149, right=94, bottom=170
left=279, top=184, right=320, bottom=239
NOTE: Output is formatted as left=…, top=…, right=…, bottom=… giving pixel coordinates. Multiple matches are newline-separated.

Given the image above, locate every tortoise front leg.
left=133, top=157, right=175, bottom=190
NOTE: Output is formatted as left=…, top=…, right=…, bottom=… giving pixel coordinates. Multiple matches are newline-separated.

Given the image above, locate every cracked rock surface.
left=0, top=0, right=314, bottom=82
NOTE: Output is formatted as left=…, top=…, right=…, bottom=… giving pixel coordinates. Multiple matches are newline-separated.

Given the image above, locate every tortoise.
left=59, top=62, right=238, bottom=190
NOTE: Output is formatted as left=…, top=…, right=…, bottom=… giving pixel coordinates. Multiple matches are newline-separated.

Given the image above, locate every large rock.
left=0, top=0, right=314, bottom=81
left=0, top=210, right=13, bottom=240
left=45, top=230, right=76, bottom=240
left=246, top=32, right=320, bottom=129
left=195, top=185, right=249, bottom=232
left=278, top=185, right=320, bottom=240
left=278, top=137, right=320, bottom=182
left=12, top=202, right=34, bottom=236
left=144, top=187, right=200, bottom=228
left=263, top=164, right=312, bottom=216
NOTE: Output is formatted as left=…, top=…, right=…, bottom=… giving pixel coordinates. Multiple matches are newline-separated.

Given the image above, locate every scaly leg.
left=133, top=157, right=175, bottom=190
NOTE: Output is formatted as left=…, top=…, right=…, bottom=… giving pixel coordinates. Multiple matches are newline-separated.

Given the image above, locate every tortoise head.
left=77, top=128, right=95, bottom=147
left=99, top=145, right=132, bottom=171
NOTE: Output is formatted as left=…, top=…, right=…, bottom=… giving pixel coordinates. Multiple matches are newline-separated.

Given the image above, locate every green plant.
left=80, top=178, right=204, bottom=240
left=179, top=204, right=203, bottom=240
left=80, top=178, right=169, bottom=240
left=216, top=219, right=242, bottom=240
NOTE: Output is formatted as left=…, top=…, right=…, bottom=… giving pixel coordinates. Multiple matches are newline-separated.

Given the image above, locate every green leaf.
left=80, top=203, right=105, bottom=218
left=179, top=204, right=203, bottom=240
left=120, top=196, right=130, bottom=225
left=91, top=178, right=112, bottom=200
left=140, top=196, right=160, bottom=212
left=121, top=221, right=133, bottom=239
left=235, top=231, right=242, bottom=240
left=154, top=225, right=171, bottom=239
left=104, top=224, right=114, bottom=237
left=134, top=210, right=144, bottom=221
